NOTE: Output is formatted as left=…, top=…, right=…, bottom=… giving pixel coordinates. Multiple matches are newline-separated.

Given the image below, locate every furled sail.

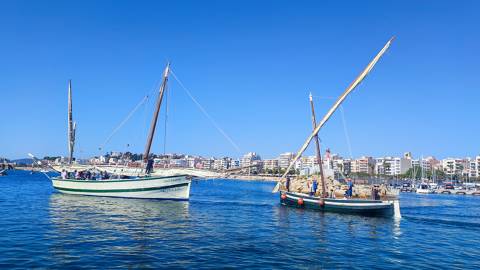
left=273, top=37, right=394, bottom=192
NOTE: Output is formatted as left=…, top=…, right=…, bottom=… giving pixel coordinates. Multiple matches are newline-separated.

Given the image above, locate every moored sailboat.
left=274, top=37, right=401, bottom=218
left=50, top=64, right=192, bottom=200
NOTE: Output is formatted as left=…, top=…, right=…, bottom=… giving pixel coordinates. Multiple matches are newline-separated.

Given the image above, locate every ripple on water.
left=1, top=171, right=480, bottom=269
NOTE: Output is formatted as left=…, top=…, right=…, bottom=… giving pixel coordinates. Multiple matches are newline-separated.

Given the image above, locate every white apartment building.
left=375, top=158, right=385, bottom=175
left=185, top=156, right=199, bottom=168
left=279, top=152, right=294, bottom=169
left=442, top=158, right=464, bottom=176
left=241, top=152, right=261, bottom=168
left=331, top=158, right=350, bottom=175
left=230, top=159, right=240, bottom=169
left=170, top=159, right=187, bottom=168
left=468, top=158, right=477, bottom=178
left=351, top=156, right=374, bottom=175
left=263, top=159, right=279, bottom=170
left=377, top=156, right=411, bottom=176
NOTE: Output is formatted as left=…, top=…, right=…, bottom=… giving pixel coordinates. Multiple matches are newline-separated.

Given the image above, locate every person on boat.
left=145, top=159, right=154, bottom=174
left=103, top=171, right=109, bottom=179
left=285, top=176, right=291, bottom=192
left=371, top=185, right=380, bottom=200
left=85, top=171, right=91, bottom=180
left=329, top=186, right=336, bottom=198
left=61, top=169, right=67, bottom=179
left=74, top=170, right=80, bottom=179
left=312, top=179, right=318, bottom=196
left=346, top=179, right=354, bottom=198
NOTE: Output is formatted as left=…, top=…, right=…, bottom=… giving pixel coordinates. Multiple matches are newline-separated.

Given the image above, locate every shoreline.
left=223, top=175, right=281, bottom=182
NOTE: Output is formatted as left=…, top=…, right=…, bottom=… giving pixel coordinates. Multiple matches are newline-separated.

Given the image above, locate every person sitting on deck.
left=85, top=171, right=91, bottom=180
left=74, top=170, right=80, bottom=179
left=61, top=169, right=67, bottom=179
left=103, top=171, right=109, bottom=180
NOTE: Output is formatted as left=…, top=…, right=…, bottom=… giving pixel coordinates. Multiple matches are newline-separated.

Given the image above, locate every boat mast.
left=309, top=93, right=326, bottom=197
left=273, top=37, right=394, bottom=192
left=143, top=63, right=170, bottom=163
left=67, top=80, right=76, bottom=165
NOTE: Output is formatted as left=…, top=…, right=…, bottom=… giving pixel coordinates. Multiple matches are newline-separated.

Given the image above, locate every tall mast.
left=143, top=63, right=170, bottom=163
left=309, top=93, right=326, bottom=197
left=67, top=80, right=75, bottom=164
left=273, top=37, right=394, bottom=192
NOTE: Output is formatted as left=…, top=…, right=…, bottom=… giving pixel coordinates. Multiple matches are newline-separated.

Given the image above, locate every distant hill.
left=12, top=158, right=34, bottom=165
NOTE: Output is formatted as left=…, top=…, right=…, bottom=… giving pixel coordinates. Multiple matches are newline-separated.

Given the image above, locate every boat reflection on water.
left=47, top=193, right=190, bottom=267
left=273, top=204, right=403, bottom=240
left=49, top=193, right=190, bottom=230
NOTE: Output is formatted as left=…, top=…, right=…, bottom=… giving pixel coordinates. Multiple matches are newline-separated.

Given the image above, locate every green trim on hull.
left=54, top=183, right=189, bottom=193
left=281, top=192, right=394, bottom=217
left=52, top=174, right=188, bottom=183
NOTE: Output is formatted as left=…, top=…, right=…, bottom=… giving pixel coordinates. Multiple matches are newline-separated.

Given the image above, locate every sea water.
left=1, top=170, right=479, bottom=269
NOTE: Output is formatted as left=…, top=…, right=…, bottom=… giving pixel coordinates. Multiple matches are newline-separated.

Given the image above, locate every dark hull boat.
left=280, top=192, right=401, bottom=218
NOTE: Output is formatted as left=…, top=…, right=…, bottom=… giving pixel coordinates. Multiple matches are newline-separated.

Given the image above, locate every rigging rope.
left=313, top=95, right=354, bottom=159
left=99, top=95, right=149, bottom=151
left=340, top=105, right=353, bottom=159
left=170, top=69, right=241, bottom=153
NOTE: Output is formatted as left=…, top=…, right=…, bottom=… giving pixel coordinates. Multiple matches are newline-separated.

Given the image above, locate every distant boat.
left=50, top=64, right=191, bottom=200
left=273, top=37, right=401, bottom=218
left=0, top=169, right=6, bottom=176
left=416, top=183, right=433, bottom=194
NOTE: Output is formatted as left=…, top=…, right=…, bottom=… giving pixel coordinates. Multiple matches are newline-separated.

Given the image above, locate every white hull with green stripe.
left=51, top=175, right=191, bottom=200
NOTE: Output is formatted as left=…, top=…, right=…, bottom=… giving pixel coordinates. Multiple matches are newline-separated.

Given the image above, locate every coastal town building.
left=56, top=150, right=480, bottom=180
left=351, top=156, right=374, bottom=175
left=442, top=158, right=464, bottom=177
left=278, top=152, right=294, bottom=169
left=241, top=152, right=261, bottom=168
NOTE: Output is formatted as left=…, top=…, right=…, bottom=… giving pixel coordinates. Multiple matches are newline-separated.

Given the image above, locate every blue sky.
left=0, top=0, right=478, bottom=160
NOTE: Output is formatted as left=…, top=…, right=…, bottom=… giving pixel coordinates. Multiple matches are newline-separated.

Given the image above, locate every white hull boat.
left=51, top=175, right=191, bottom=200
left=416, top=183, right=433, bottom=194
left=48, top=64, right=195, bottom=201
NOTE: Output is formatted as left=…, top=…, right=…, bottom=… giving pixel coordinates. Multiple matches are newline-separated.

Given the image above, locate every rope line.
left=99, top=95, right=149, bottom=151
left=170, top=69, right=241, bottom=153
left=340, top=105, right=353, bottom=159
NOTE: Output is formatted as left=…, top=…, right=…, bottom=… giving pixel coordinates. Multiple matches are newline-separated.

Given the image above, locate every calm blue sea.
left=0, top=170, right=479, bottom=269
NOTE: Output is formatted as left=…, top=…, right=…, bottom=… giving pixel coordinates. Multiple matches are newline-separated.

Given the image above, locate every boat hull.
left=416, top=189, right=433, bottom=194
left=280, top=192, right=399, bottom=217
left=51, top=175, right=191, bottom=200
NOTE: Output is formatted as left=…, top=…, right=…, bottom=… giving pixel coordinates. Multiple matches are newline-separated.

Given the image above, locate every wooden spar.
left=273, top=37, right=394, bottom=192
left=143, top=63, right=170, bottom=163
left=309, top=93, right=326, bottom=197
left=67, top=80, right=75, bottom=164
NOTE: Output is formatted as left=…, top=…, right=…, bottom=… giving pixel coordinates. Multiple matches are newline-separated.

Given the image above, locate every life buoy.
left=281, top=193, right=287, bottom=200
left=298, top=198, right=304, bottom=205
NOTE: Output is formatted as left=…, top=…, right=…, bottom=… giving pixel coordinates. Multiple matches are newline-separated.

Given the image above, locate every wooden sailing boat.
left=276, top=37, right=401, bottom=218
left=50, top=64, right=192, bottom=200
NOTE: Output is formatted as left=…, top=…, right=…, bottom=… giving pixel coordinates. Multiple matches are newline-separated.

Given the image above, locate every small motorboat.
left=416, top=183, right=433, bottom=194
